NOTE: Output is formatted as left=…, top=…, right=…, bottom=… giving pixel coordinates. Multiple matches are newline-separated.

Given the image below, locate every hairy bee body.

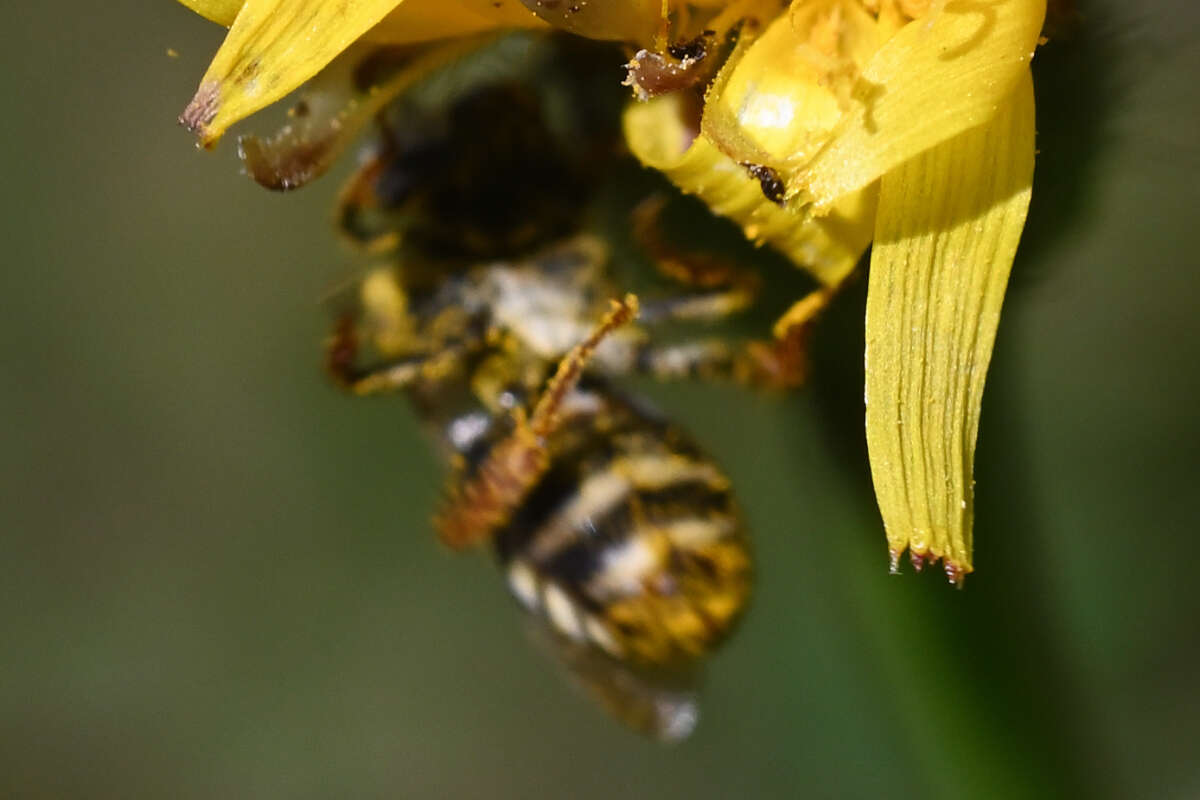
left=484, top=381, right=749, bottom=667
left=341, top=238, right=750, bottom=660
left=327, top=58, right=763, bottom=737
left=331, top=234, right=753, bottom=737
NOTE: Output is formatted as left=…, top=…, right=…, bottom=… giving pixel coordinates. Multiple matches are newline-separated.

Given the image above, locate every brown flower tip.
left=888, top=548, right=901, bottom=575
left=887, top=547, right=970, bottom=588
left=179, top=81, right=220, bottom=144
left=944, top=562, right=967, bottom=589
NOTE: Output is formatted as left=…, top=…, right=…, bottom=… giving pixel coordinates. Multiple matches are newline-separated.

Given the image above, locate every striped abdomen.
left=492, top=386, right=751, bottom=667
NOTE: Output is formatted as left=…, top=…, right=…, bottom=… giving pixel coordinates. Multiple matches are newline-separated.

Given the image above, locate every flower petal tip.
left=179, top=81, right=221, bottom=146
left=944, top=562, right=968, bottom=590
left=886, top=546, right=971, bottom=587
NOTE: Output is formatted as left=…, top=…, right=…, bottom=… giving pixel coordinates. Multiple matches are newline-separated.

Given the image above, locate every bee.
left=322, top=41, right=798, bottom=739
left=327, top=232, right=753, bottom=739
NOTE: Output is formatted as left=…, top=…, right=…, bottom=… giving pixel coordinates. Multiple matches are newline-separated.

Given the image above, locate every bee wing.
left=521, top=618, right=702, bottom=743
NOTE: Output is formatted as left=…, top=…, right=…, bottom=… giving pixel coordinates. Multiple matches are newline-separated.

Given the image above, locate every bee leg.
left=632, top=307, right=812, bottom=390
left=325, top=313, right=448, bottom=395
left=634, top=339, right=739, bottom=382
left=436, top=295, right=640, bottom=550
left=742, top=285, right=838, bottom=390
left=633, top=288, right=838, bottom=391
left=631, top=193, right=763, bottom=329
left=637, top=285, right=757, bottom=325
left=631, top=335, right=803, bottom=390
left=335, top=151, right=402, bottom=254
left=629, top=192, right=837, bottom=391
left=632, top=195, right=762, bottom=300
left=330, top=354, right=439, bottom=395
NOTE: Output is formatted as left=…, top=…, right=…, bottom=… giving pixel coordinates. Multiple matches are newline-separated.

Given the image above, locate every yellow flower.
left=625, top=0, right=1043, bottom=583
left=176, top=0, right=674, bottom=146
left=177, top=0, right=1046, bottom=582
left=177, top=0, right=538, bottom=145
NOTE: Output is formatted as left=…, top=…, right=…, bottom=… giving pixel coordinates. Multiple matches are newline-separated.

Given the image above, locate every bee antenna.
left=529, top=294, right=639, bottom=438
left=436, top=294, right=639, bottom=550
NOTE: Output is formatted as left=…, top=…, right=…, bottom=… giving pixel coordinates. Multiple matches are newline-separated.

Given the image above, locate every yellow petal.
left=239, top=36, right=496, bottom=190
left=180, top=0, right=407, bottom=146
left=623, top=93, right=875, bottom=287
left=800, top=0, right=1045, bottom=210
left=704, top=2, right=883, bottom=173
left=177, top=0, right=242, bottom=26
left=512, top=0, right=662, bottom=45
left=864, top=68, right=1035, bottom=581
left=178, top=0, right=542, bottom=43
left=178, top=0, right=545, bottom=145
left=366, top=0, right=543, bottom=44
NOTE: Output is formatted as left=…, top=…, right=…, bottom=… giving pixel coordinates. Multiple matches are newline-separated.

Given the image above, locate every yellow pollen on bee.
left=613, top=453, right=730, bottom=492
left=659, top=516, right=736, bottom=548
left=661, top=606, right=708, bottom=651
left=701, top=590, right=744, bottom=625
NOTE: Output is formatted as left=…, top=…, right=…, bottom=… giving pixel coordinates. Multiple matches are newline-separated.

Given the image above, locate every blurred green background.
left=2, top=2, right=1198, bottom=797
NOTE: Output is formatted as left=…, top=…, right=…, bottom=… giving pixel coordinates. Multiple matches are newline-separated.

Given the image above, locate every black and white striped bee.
left=327, top=234, right=753, bottom=740
left=319, top=41, right=800, bottom=739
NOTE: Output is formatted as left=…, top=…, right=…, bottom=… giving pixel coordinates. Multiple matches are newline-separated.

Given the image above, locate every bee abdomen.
left=497, top=424, right=751, bottom=667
